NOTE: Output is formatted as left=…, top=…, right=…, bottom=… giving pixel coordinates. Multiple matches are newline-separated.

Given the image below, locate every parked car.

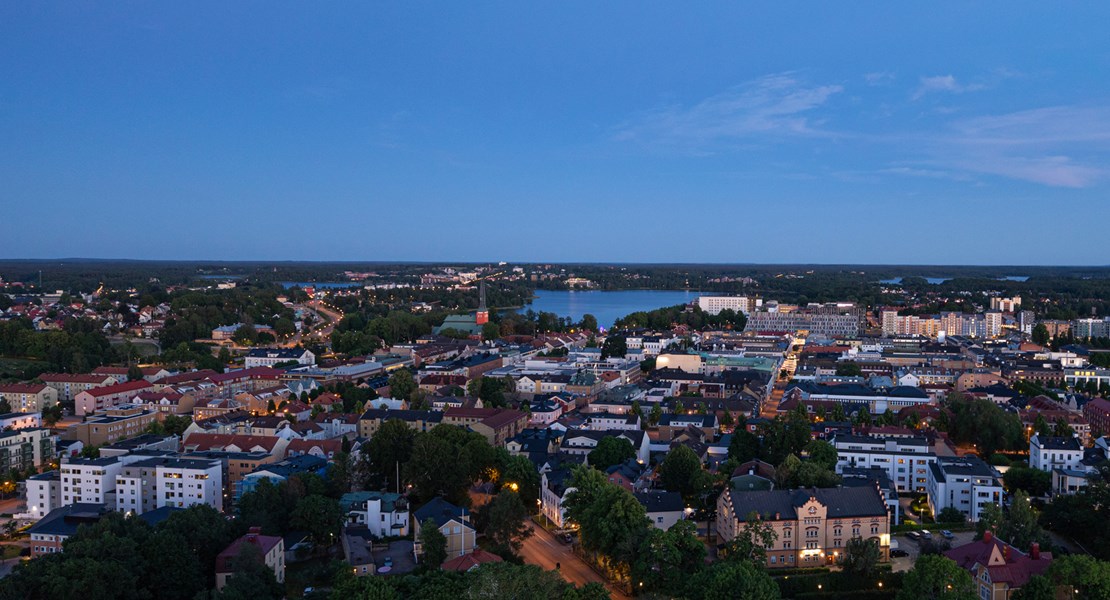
left=890, top=549, right=909, bottom=557
left=920, top=530, right=933, bottom=540
left=906, top=531, right=921, bottom=540
left=941, top=530, right=954, bottom=539
left=559, top=532, right=574, bottom=544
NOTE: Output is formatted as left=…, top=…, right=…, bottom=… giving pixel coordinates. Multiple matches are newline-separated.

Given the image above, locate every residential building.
left=340, top=491, right=410, bottom=537
left=60, top=457, right=126, bottom=506
left=74, top=380, right=154, bottom=416
left=413, top=497, right=477, bottom=562
left=945, top=532, right=1052, bottom=600
left=636, top=490, right=685, bottom=530
left=833, top=434, right=937, bottom=493
left=1028, top=435, right=1083, bottom=473
left=115, top=456, right=223, bottom=515
left=696, top=295, right=762, bottom=315
left=0, top=427, right=55, bottom=471
left=24, top=470, right=62, bottom=520
left=215, top=527, right=285, bottom=590
left=358, top=408, right=443, bottom=437
left=244, top=348, right=316, bottom=369
left=442, top=408, right=529, bottom=447
left=62, top=405, right=160, bottom=446
left=1085, top=398, right=1110, bottom=438
left=0, top=411, right=42, bottom=430
left=235, top=454, right=328, bottom=499
left=926, top=456, right=1003, bottom=523
left=39, top=373, right=114, bottom=403
left=0, top=383, right=59, bottom=412
left=559, top=429, right=650, bottom=464
left=716, top=486, right=891, bottom=568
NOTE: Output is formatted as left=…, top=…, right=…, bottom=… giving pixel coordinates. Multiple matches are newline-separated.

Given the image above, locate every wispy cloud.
left=613, top=73, right=843, bottom=151
left=912, top=75, right=988, bottom=100
left=863, top=72, right=895, bottom=86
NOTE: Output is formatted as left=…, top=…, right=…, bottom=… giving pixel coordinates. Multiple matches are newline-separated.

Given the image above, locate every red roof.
left=156, top=370, right=219, bottom=385
left=208, top=367, right=283, bottom=384
left=0, top=383, right=48, bottom=394
left=81, top=380, right=153, bottom=398
left=944, top=532, right=1051, bottom=588
left=182, top=433, right=282, bottom=453
left=215, top=528, right=282, bottom=574
left=441, top=549, right=503, bottom=572
left=39, top=373, right=114, bottom=384
left=285, top=438, right=341, bottom=456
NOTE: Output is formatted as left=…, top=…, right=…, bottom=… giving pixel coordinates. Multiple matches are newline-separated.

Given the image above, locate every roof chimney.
left=983, top=531, right=993, bottom=543
left=1003, top=545, right=1011, bottom=561
left=1030, top=543, right=1040, bottom=560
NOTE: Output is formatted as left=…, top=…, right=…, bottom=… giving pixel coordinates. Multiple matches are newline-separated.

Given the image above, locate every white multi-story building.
left=925, top=456, right=1003, bottom=522
left=115, top=456, right=223, bottom=515
left=24, top=470, right=61, bottom=520
left=1028, top=435, right=1083, bottom=473
left=697, top=296, right=762, bottom=316
left=244, top=348, right=316, bottom=369
left=833, top=434, right=936, bottom=493
left=60, top=457, right=126, bottom=506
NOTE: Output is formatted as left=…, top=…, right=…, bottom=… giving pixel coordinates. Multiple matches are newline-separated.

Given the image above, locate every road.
left=518, top=522, right=629, bottom=599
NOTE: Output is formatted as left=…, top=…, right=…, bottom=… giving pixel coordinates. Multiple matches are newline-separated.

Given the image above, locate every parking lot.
left=890, top=529, right=976, bottom=572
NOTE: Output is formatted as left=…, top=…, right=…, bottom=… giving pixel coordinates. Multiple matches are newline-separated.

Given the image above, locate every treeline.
left=613, top=304, right=746, bottom=331
left=0, top=317, right=120, bottom=375
left=160, top=286, right=295, bottom=348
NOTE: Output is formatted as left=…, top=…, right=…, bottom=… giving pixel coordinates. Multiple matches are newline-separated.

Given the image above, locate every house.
left=91, top=366, right=171, bottom=384
left=442, top=408, right=529, bottom=447
left=540, top=466, right=575, bottom=529
left=413, top=497, right=477, bottom=562
left=28, top=503, right=178, bottom=558
left=61, top=405, right=159, bottom=446
left=358, top=409, right=443, bottom=437
left=38, top=373, right=114, bottom=403
left=1028, top=434, right=1083, bottom=473
left=832, top=434, right=937, bottom=494
left=605, top=459, right=647, bottom=492
left=215, top=527, right=285, bottom=590
left=0, top=383, right=59, bottom=412
left=285, top=438, right=343, bottom=460
left=657, top=413, right=718, bottom=442
left=235, top=454, right=328, bottom=499
left=559, top=429, right=650, bottom=464
left=181, top=433, right=290, bottom=458
left=635, top=490, right=685, bottom=530
left=244, top=348, right=315, bottom=369
left=944, top=532, right=1052, bottom=600
left=114, top=456, right=224, bottom=514
left=926, top=456, right=1003, bottom=523
left=131, top=391, right=196, bottom=417
left=340, top=491, right=410, bottom=537
left=716, top=485, right=891, bottom=569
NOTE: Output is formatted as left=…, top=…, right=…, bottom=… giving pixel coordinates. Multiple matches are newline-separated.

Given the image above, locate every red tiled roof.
left=285, top=438, right=341, bottom=455
left=156, top=370, right=219, bottom=385
left=39, top=373, right=114, bottom=384
left=81, top=380, right=153, bottom=398
left=441, top=549, right=503, bottom=572
left=215, top=529, right=282, bottom=574
left=183, top=433, right=281, bottom=453
left=0, top=383, right=48, bottom=394
left=944, top=532, right=1052, bottom=588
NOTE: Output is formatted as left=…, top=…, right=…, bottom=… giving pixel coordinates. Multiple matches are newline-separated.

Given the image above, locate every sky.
left=2, top=3, right=1109, bottom=265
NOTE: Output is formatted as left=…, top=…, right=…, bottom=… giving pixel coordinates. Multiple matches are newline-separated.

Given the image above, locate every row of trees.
left=0, top=317, right=121, bottom=375
left=614, top=305, right=747, bottom=332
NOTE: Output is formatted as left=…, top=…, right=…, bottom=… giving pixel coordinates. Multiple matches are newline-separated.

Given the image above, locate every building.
left=215, top=527, right=285, bottom=590
left=244, top=348, right=316, bottom=369
left=833, top=434, right=936, bottom=493
left=716, top=486, right=891, bottom=568
left=39, top=373, right=114, bottom=403
left=24, top=470, right=62, bottom=520
left=74, top=380, right=154, bottom=416
left=358, top=408, right=443, bottom=438
left=926, top=456, right=1003, bottom=523
left=1074, top=317, right=1110, bottom=340
left=990, top=297, right=1022, bottom=313
left=0, top=411, right=42, bottom=430
left=340, top=491, right=410, bottom=537
left=1067, top=368, right=1110, bottom=392
left=442, top=408, right=529, bottom=447
left=235, top=454, right=328, bottom=499
left=635, top=490, right=685, bottom=530
left=945, top=532, right=1052, bottom=600
left=62, top=405, right=160, bottom=446
left=115, top=456, right=224, bottom=515
left=28, top=503, right=110, bottom=557
left=696, top=295, right=762, bottom=315
left=0, top=383, right=58, bottom=412
left=59, top=457, right=126, bottom=506
left=747, top=310, right=860, bottom=338
left=1028, top=434, right=1083, bottom=473
left=413, top=497, right=477, bottom=562
left=0, top=427, right=55, bottom=471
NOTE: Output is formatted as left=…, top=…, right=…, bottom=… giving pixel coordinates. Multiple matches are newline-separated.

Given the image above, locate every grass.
left=0, top=357, right=49, bottom=380
left=0, top=545, right=21, bottom=560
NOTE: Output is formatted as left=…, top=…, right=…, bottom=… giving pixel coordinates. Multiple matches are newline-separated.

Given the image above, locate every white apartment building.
left=1028, top=435, right=1084, bottom=473
left=60, top=457, right=126, bottom=506
left=833, top=434, right=936, bottom=493
left=115, top=456, right=224, bottom=515
left=697, top=296, right=762, bottom=316
left=926, top=456, right=1003, bottom=523
left=24, top=470, right=62, bottom=520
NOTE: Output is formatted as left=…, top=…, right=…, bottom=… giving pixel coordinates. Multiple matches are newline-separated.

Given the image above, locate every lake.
left=517, top=289, right=701, bottom=328
left=281, top=281, right=363, bottom=289
left=879, top=275, right=1029, bottom=285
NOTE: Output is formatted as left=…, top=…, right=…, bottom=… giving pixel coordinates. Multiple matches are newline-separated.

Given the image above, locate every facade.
left=747, top=310, right=859, bottom=337
left=716, top=486, right=891, bottom=568
left=0, top=427, right=55, bottom=471
left=24, top=470, right=62, bottom=520
left=60, top=457, right=126, bottom=506
left=833, top=434, right=937, bottom=493
left=441, top=408, right=529, bottom=447
left=696, top=295, right=762, bottom=315
left=341, top=491, right=410, bottom=537
left=358, top=408, right=443, bottom=437
left=244, top=348, right=316, bottom=369
left=636, top=490, right=684, bottom=530
left=74, top=380, right=154, bottom=416
left=1028, top=434, right=1083, bottom=473
left=39, top=373, right=114, bottom=403
left=926, top=456, right=1003, bottom=523
left=62, top=405, right=160, bottom=446
left=1066, top=368, right=1110, bottom=391
left=0, top=384, right=59, bottom=412
left=945, top=532, right=1052, bottom=600
left=115, top=456, right=224, bottom=515
left=413, top=497, right=477, bottom=562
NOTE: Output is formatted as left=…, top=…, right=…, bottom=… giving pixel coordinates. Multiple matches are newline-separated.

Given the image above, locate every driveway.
left=518, top=522, right=628, bottom=599
left=891, top=530, right=976, bottom=572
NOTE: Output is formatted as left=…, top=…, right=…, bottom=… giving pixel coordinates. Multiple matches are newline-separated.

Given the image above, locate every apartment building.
left=74, top=380, right=154, bottom=416
left=60, top=457, right=126, bottom=506
left=926, top=456, right=1003, bottom=523
left=833, top=434, right=937, bottom=493
left=62, top=405, right=160, bottom=446
left=115, top=456, right=223, bottom=515
left=0, top=384, right=59, bottom=412
left=24, top=470, right=62, bottom=520
left=716, top=486, right=890, bottom=568
left=1028, top=435, right=1083, bottom=473
left=39, top=373, right=114, bottom=403
left=696, top=295, right=762, bottom=315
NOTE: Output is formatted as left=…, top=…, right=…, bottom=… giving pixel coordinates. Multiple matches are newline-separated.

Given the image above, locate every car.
left=920, top=530, right=933, bottom=540
left=559, top=532, right=574, bottom=544
left=383, top=557, right=393, bottom=568
left=941, top=530, right=954, bottom=539
left=906, top=531, right=921, bottom=540
left=890, top=549, right=909, bottom=558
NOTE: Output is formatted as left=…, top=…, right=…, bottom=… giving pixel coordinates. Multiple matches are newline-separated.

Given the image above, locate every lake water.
left=518, top=289, right=701, bottom=328
left=879, top=275, right=1029, bottom=285
left=281, top=281, right=363, bottom=289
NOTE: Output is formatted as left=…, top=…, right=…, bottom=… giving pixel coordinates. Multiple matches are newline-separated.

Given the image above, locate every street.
left=518, top=522, right=629, bottom=600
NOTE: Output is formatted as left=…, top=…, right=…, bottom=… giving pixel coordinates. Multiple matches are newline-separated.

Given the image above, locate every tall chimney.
left=983, top=531, right=993, bottom=543
left=1030, top=543, right=1040, bottom=560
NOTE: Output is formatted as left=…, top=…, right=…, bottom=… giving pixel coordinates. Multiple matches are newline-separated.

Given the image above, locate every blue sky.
left=2, top=3, right=1109, bottom=264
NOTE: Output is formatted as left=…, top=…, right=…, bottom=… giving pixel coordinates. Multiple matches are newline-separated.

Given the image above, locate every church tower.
left=476, top=279, right=489, bottom=325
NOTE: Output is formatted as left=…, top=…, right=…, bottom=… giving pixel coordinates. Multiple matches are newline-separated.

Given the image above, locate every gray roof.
left=1033, top=436, right=1081, bottom=451
left=635, top=490, right=684, bottom=514
left=729, top=486, right=888, bottom=522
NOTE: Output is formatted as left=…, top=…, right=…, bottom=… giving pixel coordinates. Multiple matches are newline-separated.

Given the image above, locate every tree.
left=998, top=490, right=1049, bottom=550
left=162, top=414, right=192, bottom=437
left=497, top=452, right=541, bottom=510
left=938, top=506, right=967, bottom=525
left=563, top=466, right=648, bottom=564
left=588, top=436, right=636, bottom=470
left=803, top=439, right=838, bottom=469
left=1032, top=323, right=1050, bottom=346
left=976, top=501, right=1003, bottom=540
left=728, top=429, right=760, bottom=463
left=686, top=559, right=780, bottom=600
left=579, top=314, right=598, bottom=332
left=273, top=317, right=295, bottom=338
left=387, top=369, right=417, bottom=402
left=419, top=517, right=447, bottom=568
left=600, top=336, right=627, bottom=360
left=232, top=324, right=258, bottom=345
left=127, top=364, right=144, bottom=381
left=1004, top=466, right=1051, bottom=497
left=660, top=445, right=708, bottom=498
left=649, top=403, right=663, bottom=427
left=363, top=418, right=416, bottom=492
left=480, top=321, right=501, bottom=341
left=896, top=555, right=977, bottom=600
left=291, top=494, right=343, bottom=547
left=836, top=362, right=862, bottom=377
left=41, top=404, right=63, bottom=426
left=478, top=489, right=532, bottom=555
left=630, top=519, right=705, bottom=595
left=216, top=542, right=284, bottom=600
left=1012, top=575, right=1055, bottom=600
left=237, top=478, right=290, bottom=535
left=724, top=512, right=777, bottom=567
left=840, top=537, right=881, bottom=578
left=1047, top=555, right=1110, bottom=600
